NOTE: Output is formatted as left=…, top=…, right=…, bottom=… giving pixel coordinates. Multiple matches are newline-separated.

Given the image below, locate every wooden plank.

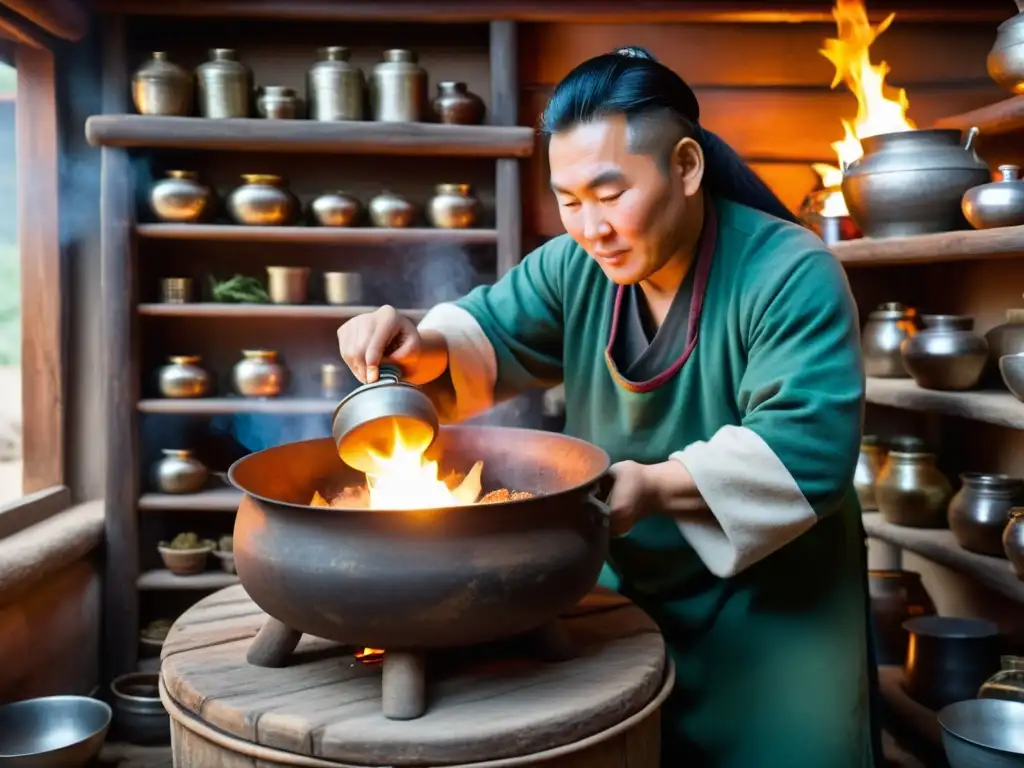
left=85, top=116, right=536, bottom=158
left=16, top=45, right=63, bottom=494
left=0, top=485, right=70, bottom=540
left=521, top=22, right=998, bottom=89
left=863, top=513, right=1024, bottom=606
left=491, top=20, right=523, bottom=277
left=832, top=226, right=1024, bottom=266
left=0, top=1, right=89, bottom=40
left=138, top=488, right=240, bottom=511
left=90, top=0, right=1017, bottom=23
left=137, top=570, right=239, bottom=590
left=138, top=304, right=427, bottom=321
left=935, top=94, right=1024, bottom=137
left=99, top=14, right=140, bottom=683
left=135, top=223, right=498, bottom=246
left=865, top=377, right=1024, bottom=429
left=138, top=398, right=336, bottom=415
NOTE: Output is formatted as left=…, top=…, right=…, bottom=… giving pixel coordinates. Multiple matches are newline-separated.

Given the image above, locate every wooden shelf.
left=830, top=225, right=1024, bottom=267
left=85, top=115, right=536, bottom=158
left=934, top=94, right=1024, bottom=137
left=865, top=377, right=1024, bottom=429
left=138, top=488, right=240, bottom=511
left=137, top=569, right=239, bottom=590
left=138, top=398, right=336, bottom=415
left=863, top=513, right=1024, bottom=605
left=136, top=223, right=499, bottom=246
left=138, top=303, right=427, bottom=321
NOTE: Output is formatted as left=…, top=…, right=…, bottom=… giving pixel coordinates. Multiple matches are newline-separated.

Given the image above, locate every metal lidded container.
left=307, top=46, right=365, bottom=121
left=370, top=49, right=427, bottom=123
left=132, top=51, right=193, bottom=116
left=196, top=48, right=251, bottom=119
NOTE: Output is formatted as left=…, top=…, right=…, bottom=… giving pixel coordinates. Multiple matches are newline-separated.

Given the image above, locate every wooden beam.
left=491, top=20, right=523, bottom=277
left=135, top=223, right=498, bottom=245
left=0, top=485, right=70, bottom=540
left=16, top=45, right=64, bottom=494
left=934, top=94, right=1024, bottom=137
left=0, top=1, right=88, bottom=41
left=830, top=225, right=1024, bottom=266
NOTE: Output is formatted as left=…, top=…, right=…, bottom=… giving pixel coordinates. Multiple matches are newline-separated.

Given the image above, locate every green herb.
left=208, top=274, right=271, bottom=304
left=169, top=531, right=203, bottom=550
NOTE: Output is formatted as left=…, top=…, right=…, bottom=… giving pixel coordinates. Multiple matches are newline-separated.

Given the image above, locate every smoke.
left=404, top=243, right=481, bottom=306
left=211, top=413, right=332, bottom=453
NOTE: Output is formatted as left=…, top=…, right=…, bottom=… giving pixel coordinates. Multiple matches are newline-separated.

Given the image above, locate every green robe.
left=419, top=196, right=874, bottom=767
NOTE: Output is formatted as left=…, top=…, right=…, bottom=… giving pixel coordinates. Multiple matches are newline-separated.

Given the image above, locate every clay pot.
left=196, top=48, right=251, bottom=118
left=867, top=569, right=936, bottom=666
left=310, top=192, right=362, bottom=227
left=157, top=355, right=210, bottom=398
left=978, top=656, right=1024, bottom=703
left=369, top=191, right=417, bottom=228
left=233, top=349, right=285, bottom=397
left=153, top=449, right=208, bottom=494
left=1004, top=508, right=1024, bottom=579
left=227, top=175, right=299, bottom=226
left=861, top=302, right=918, bottom=378
left=875, top=443, right=952, bottom=528
left=854, top=435, right=887, bottom=511
left=900, top=314, right=988, bottom=391
left=431, top=81, right=485, bottom=125
left=132, top=52, right=193, bottom=116
left=428, top=183, right=480, bottom=229
left=157, top=539, right=215, bottom=576
left=150, top=171, right=214, bottom=223
left=948, top=473, right=1023, bottom=557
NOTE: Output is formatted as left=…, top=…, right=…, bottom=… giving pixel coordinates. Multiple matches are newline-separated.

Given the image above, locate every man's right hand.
left=336, top=305, right=448, bottom=385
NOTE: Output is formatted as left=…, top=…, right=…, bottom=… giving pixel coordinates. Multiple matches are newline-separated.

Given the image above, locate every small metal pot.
left=227, top=174, right=299, bottom=226
left=988, top=12, right=1024, bottom=94
left=257, top=85, right=299, bottom=119
left=903, top=615, right=1001, bottom=711
left=1004, top=508, right=1024, bottom=579
left=900, top=314, right=988, bottom=391
left=311, top=191, right=362, bottom=227
left=150, top=170, right=214, bottom=223
left=428, top=183, right=480, bottom=229
left=431, top=81, right=485, bottom=125
left=369, top=191, right=417, bottom=228
left=939, top=699, right=1024, bottom=767
left=109, top=672, right=171, bottom=746
left=854, top=435, right=887, bottom=511
left=948, top=473, right=1023, bottom=557
left=370, top=48, right=427, bottom=123
left=875, top=443, right=952, bottom=528
left=266, top=266, right=310, bottom=304
left=307, top=46, right=365, bottom=122
left=324, top=271, right=362, bottom=305
left=158, top=355, right=210, bottom=398
left=132, top=51, right=193, bottom=116
left=963, top=165, right=1024, bottom=229
left=233, top=349, right=285, bottom=398
left=196, top=48, right=251, bottom=118
left=861, top=302, right=917, bottom=378
left=160, top=277, right=193, bottom=304
left=985, top=304, right=1024, bottom=387
left=321, top=362, right=346, bottom=399
left=331, top=363, right=439, bottom=473
left=153, top=449, right=208, bottom=494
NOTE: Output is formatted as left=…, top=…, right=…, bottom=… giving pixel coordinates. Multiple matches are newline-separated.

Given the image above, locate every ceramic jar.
left=428, top=183, right=480, bottom=229
left=196, top=48, right=251, bottom=118
left=227, top=175, right=299, bottom=226
left=985, top=301, right=1024, bottom=386
left=431, top=81, right=485, bottom=124
left=988, top=12, right=1024, bottom=94
left=867, top=569, right=936, bottom=666
left=948, top=473, right=1023, bottom=557
left=150, top=171, right=214, bottom=223
left=978, top=656, right=1024, bottom=703
left=962, top=165, right=1024, bottom=229
left=310, top=191, right=362, bottom=227
left=154, top=449, right=207, bottom=494
left=370, top=49, right=427, bottom=122
left=131, top=52, right=193, bottom=116
left=369, top=192, right=417, bottom=228
left=233, top=350, right=284, bottom=397
left=1004, top=508, right=1024, bottom=578
left=875, top=443, right=952, bottom=528
left=855, top=435, right=887, bottom=511
left=307, top=46, right=364, bottom=121
left=158, top=355, right=210, bottom=398
left=900, top=314, right=989, bottom=391
left=266, top=266, right=310, bottom=304
left=841, top=127, right=991, bottom=238
left=862, top=302, right=917, bottom=378
left=257, top=86, right=299, bottom=119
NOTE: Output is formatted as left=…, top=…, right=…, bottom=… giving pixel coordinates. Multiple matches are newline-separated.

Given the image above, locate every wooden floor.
left=98, top=742, right=172, bottom=768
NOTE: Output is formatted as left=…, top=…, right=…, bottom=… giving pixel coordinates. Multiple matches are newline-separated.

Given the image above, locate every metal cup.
left=324, top=271, right=363, bottom=305
left=321, top=363, right=346, bottom=399
left=161, top=277, right=193, bottom=303
left=266, top=266, right=310, bottom=304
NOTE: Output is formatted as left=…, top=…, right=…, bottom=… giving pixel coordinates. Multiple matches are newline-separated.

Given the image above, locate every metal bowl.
left=938, top=699, right=1024, bottom=767
left=1000, top=353, right=1024, bottom=402
left=0, top=695, right=111, bottom=767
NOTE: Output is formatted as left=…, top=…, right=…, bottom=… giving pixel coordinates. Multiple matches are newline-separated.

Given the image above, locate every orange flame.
left=813, top=0, right=916, bottom=217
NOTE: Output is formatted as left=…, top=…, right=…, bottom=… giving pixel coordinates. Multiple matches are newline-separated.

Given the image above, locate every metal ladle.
left=331, top=363, right=439, bottom=473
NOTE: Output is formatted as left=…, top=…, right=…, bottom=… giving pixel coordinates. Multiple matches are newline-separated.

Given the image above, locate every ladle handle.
left=964, top=126, right=980, bottom=153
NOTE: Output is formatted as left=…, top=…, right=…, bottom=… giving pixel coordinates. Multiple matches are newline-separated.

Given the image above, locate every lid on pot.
left=902, top=615, right=999, bottom=639
left=869, top=302, right=913, bottom=320
left=888, top=435, right=928, bottom=454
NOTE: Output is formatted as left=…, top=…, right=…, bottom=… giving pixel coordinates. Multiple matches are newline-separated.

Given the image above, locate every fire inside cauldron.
left=227, top=424, right=610, bottom=720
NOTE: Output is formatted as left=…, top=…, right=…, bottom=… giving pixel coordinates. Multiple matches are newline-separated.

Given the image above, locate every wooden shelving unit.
left=934, top=94, right=1024, bottom=137
left=137, top=570, right=239, bottom=590
left=137, top=398, right=336, bottom=415
left=865, top=378, right=1024, bottom=430
left=138, top=304, right=428, bottom=321
left=831, top=225, right=1024, bottom=267
left=138, top=488, right=240, bottom=511
left=136, top=223, right=500, bottom=245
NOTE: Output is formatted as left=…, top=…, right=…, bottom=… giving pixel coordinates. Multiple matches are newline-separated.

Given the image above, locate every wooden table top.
left=160, top=585, right=667, bottom=765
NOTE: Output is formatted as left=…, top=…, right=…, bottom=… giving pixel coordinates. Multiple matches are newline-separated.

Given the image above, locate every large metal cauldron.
left=228, top=426, right=610, bottom=650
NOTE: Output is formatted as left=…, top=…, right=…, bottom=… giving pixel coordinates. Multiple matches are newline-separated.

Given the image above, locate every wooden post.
left=490, top=20, right=524, bottom=277
left=100, top=13, right=140, bottom=683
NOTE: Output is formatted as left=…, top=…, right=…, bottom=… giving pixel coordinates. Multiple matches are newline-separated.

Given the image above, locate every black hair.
left=540, top=46, right=798, bottom=224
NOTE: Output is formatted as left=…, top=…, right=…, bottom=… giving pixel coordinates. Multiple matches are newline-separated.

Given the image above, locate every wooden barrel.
left=159, top=585, right=673, bottom=767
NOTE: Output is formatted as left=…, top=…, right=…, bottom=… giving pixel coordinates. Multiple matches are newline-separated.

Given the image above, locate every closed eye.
left=600, top=191, right=624, bottom=204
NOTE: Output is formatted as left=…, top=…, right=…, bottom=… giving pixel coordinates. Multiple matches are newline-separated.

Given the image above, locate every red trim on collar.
left=604, top=195, right=718, bottom=394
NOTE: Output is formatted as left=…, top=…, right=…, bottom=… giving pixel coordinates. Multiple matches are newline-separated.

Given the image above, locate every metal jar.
left=149, top=170, right=214, bottom=223
left=324, top=271, right=362, bottom=304
left=307, top=46, right=364, bottom=121
left=132, top=51, right=193, bottom=116
left=310, top=191, right=362, bottom=227
left=1004, top=508, right=1024, bottom=578
left=988, top=12, right=1024, bottom=94
left=984, top=302, right=1024, bottom=386
left=154, top=449, right=208, bottom=494
left=431, top=81, right=485, bottom=125
left=903, top=616, right=1000, bottom=711
left=900, top=314, right=989, bottom=391
left=875, top=444, right=952, bottom=528
left=227, top=175, right=298, bottom=226
left=841, top=127, right=991, bottom=238
left=948, top=473, right=1023, bottom=557
left=158, top=355, right=210, bottom=398
left=428, top=183, right=480, bottom=229
left=978, top=656, right=1024, bottom=703
left=196, top=48, right=251, bottom=118
left=963, top=164, right=1024, bottom=229
left=369, top=191, right=417, bottom=228
left=233, top=350, right=285, bottom=398
left=861, top=302, right=918, bottom=378
left=265, top=266, right=310, bottom=304
left=370, top=49, right=427, bottom=123
left=256, top=86, right=299, bottom=119
left=855, top=435, right=887, bottom=511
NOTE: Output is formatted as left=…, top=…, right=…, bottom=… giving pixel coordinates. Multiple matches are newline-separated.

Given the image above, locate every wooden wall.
left=518, top=19, right=1008, bottom=239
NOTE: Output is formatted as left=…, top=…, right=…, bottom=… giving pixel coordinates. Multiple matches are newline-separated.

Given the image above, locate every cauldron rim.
left=226, top=424, right=611, bottom=514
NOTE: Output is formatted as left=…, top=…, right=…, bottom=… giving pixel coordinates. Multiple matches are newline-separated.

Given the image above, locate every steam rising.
left=212, top=413, right=332, bottom=454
